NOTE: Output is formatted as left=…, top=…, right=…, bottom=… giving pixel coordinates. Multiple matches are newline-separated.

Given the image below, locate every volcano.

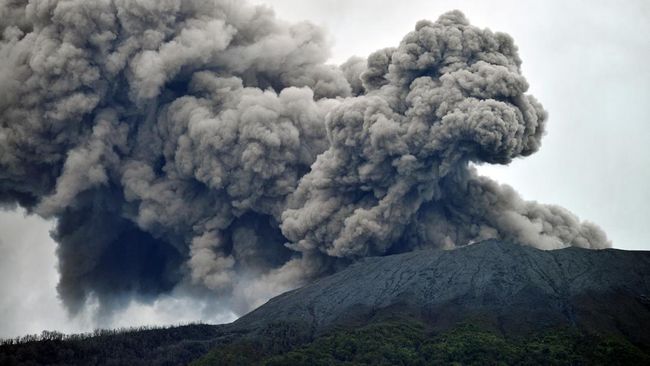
left=3, top=240, right=650, bottom=365
left=235, top=240, right=650, bottom=338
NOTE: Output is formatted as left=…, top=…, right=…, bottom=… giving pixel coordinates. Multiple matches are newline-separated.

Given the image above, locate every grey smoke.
left=0, top=0, right=609, bottom=316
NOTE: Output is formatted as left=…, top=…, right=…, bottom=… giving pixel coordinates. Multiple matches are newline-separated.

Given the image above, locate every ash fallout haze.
left=0, top=0, right=648, bottom=337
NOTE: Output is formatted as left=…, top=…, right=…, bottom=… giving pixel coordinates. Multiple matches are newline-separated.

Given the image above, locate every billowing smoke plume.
left=0, top=0, right=609, bottom=315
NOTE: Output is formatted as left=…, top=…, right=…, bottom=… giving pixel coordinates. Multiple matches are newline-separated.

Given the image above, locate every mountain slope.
left=235, top=240, right=650, bottom=341
left=3, top=240, right=650, bottom=365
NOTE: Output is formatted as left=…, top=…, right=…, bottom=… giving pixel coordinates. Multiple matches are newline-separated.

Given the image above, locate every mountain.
left=236, top=240, right=650, bottom=338
left=3, top=240, right=650, bottom=365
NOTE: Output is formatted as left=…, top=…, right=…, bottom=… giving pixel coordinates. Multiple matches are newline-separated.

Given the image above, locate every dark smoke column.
left=0, top=1, right=609, bottom=317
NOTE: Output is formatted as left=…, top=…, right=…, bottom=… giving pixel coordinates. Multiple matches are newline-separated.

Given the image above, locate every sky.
left=1, top=0, right=649, bottom=338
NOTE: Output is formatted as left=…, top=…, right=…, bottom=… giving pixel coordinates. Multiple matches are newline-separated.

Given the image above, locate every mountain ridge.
left=234, top=240, right=650, bottom=340
left=3, top=240, right=650, bottom=365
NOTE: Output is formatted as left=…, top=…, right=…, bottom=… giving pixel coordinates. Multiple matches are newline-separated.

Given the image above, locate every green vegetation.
left=194, top=320, right=650, bottom=366
left=3, top=319, right=649, bottom=365
left=0, top=324, right=228, bottom=366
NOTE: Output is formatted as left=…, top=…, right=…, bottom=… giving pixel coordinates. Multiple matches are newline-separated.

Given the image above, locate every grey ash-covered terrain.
left=236, top=240, right=650, bottom=339
left=3, top=240, right=650, bottom=365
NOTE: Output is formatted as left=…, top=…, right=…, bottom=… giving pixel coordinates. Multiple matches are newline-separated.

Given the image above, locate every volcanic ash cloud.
left=0, top=1, right=609, bottom=315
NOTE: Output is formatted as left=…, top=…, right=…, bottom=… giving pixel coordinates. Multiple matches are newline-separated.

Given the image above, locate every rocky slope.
left=4, top=240, right=650, bottom=365
left=236, top=240, right=650, bottom=341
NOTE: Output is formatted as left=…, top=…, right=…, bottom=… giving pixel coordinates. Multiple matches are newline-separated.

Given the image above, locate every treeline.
left=0, top=323, right=229, bottom=366
left=0, top=323, right=204, bottom=346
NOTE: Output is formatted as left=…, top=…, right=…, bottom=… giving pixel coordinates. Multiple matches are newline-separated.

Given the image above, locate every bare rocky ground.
left=236, top=240, right=650, bottom=342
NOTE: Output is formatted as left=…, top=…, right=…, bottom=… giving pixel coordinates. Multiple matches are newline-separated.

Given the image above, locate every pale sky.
left=1, top=0, right=649, bottom=338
